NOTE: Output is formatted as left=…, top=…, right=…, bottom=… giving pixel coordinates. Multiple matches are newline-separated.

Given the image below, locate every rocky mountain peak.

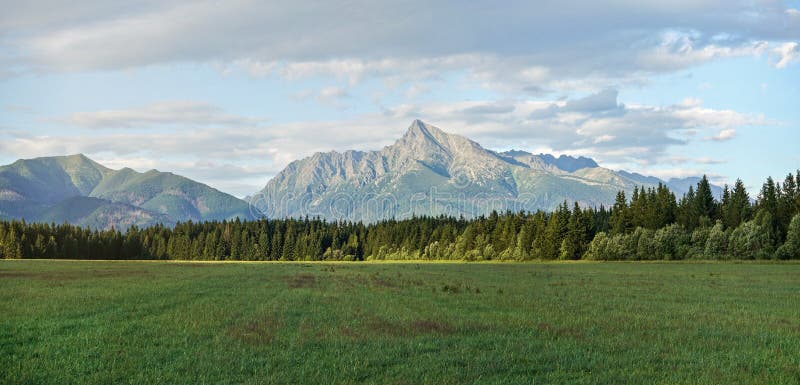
left=397, top=120, right=449, bottom=150
left=255, top=121, right=716, bottom=221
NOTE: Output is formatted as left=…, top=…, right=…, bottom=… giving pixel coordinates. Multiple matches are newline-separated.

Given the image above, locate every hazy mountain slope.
left=616, top=171, right=722, bottom=198
left=37, top=196, right=175, bottom=229
left=666, top=176, right=724, bottom=198
left=0, top=155, right=252, bottom=228
left=91, top=168, right=252, bottom=222
left=0, top=154, right=112, bottom=218
left=255, top=120, right=718, bottom=221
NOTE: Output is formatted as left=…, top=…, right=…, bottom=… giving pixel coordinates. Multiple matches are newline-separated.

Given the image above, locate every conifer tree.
left=610, top=191, right=630, bottom=235
left=758, top=177, right=780, bottom=241
left=695, top=175, right=717, bottom=223
left=677, top=186, right=696, bottom=230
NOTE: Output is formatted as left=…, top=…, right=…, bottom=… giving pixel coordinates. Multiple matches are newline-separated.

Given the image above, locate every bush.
left=728, top=218, right=772, bottom=259
left=634, top=228, right=657, bottom=260
left=653, top=224, right=690, bottom=260
left=704, top=221, right=728, bottom=259
left=775, top=215, right=800, bottom=260
left=689, top=226, right=711, bottom=259
left=584, top=232, right=615, bottom=260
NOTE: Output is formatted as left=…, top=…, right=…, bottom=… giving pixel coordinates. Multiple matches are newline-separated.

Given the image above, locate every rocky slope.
left=254, top=120, right=716, bottom=221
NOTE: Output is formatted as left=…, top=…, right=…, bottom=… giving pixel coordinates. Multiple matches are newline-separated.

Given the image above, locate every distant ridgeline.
left=0, top=154, right=253, bottom=229
left=0, top=122, right=721, bottom=229
left=1, top=171, right=799, bottom=261
left=251, top=120, right=723, bottom=222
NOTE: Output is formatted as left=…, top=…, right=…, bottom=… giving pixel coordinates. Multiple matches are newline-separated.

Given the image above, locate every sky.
left=0, top=0, right=798, bottom=197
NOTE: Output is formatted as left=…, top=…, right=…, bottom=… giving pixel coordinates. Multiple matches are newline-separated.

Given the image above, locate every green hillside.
left=91, top=168, right=252, bottom=222
left=37, top=196, right=174, bottom=229
left=0, top=155, right=252, bottom=229
left=0, top=154, right=110, bottom=201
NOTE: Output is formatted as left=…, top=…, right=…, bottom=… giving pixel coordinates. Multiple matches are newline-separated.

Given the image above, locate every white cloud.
left=2, top=0, right=797, bottom=91
left=637, top=30, right=769, bottom=71
left=772, top=42, right=799, bottom=68
left=662, top=156, right=726, bottom=165
left=291, top=86, right=352, bottom=108
left=316, top=87, right=350, bottom=108
left=594, top=134, right=615, bottom=144
left=709, top=128, right=736, bottom=141
left=61, top=101, right=262, bottom=129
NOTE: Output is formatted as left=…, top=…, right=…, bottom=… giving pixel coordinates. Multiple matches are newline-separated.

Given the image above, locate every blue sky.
left=1, top=0, right=798, bottom=196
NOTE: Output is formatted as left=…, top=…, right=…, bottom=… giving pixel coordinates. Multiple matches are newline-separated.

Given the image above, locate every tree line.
left=1, top=171, right=799, bottom=261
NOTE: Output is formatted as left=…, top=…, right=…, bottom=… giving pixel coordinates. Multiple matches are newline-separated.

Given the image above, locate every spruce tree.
left=758, top=177, right=780, bottom=241
left=728, top=179, right=751, bottom=228
left=610, top=191, right=630, bottom=235
left=695, top=175, right=717, bottom=223
left=560, top=202, right=592, bottom=260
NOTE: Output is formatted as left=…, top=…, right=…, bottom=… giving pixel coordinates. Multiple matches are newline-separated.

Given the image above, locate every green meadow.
left=1, top=260, right=799, bottom=384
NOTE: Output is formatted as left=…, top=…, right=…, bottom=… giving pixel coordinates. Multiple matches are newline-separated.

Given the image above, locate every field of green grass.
left=1, top=260, right=799, bottom=384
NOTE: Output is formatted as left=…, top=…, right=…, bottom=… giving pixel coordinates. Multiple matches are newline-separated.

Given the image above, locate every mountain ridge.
left=0, top=121, right=722, bottom=227
left=253, top=120, right=720, bottom=221
left=0, top=155, right=253, bottom=229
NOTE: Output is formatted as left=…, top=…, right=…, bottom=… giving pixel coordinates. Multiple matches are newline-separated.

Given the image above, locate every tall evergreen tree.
left=610, top=191, right=630, bottom=235
left=695, top=175, right=717, bottom=223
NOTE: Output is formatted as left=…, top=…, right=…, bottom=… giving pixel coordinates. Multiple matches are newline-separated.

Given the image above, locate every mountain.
left=36, top=196, right=174, bottom=230
left=0, top=154, right=253, bottom=229
left=254, top=120, right=718, bottom=221
left=617, top=171, right=723, bottom=198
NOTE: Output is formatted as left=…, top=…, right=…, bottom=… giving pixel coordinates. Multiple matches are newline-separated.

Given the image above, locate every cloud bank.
left=1, top=0, right=796, bottom=90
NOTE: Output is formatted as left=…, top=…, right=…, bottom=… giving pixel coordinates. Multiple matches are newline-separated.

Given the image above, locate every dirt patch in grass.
left=339, top=326, right=362, bottom=339
left=228, top=316, right=281, bottom=345
left=0, top=271, right=31, bottom=278
left=536, top=322, right=585, bottom=340
left=0, top=269, right=149, bottom=281
left=344, top=316, right=458, bottom=339
left=370, top=275, right=397, bottom=288
left=365, top=316, right=401, bottom=336
left=166, top=263, right=221, bottom=268
left=284, top=274, right=317, bottom=289
left=335, top=273, right=427, bottom=291
left=409, top=320, right=456, bottom=334
left=771, top=318, right=800, bottom=332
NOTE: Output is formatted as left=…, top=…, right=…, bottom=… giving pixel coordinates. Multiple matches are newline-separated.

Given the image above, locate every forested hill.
left=1, top=172, right=799, bottom=261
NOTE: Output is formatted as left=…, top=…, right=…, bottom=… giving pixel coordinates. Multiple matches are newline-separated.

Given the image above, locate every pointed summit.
left=408, top=119, right=428, bottom=132
left=404, top=119, right=440, bottom=139
left=401, top=119, right=455, bottom=148
left=397, top=119, right=451, bottom=155
left=257, top=120, right=718, bottom=221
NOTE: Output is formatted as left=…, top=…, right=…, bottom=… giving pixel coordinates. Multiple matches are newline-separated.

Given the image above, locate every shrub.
left=775, top=215, right=800, bottom=260
left=653, top=224, right=690, bottom=260
left=584, top=232, right=610, bottom=260
left=634, top=228, right=657, bottom=260
left=728, top=218, right=772, bottom=259
left=704, top=221, right=728, bottom=259
left=689, top=226, right=711, bottom=259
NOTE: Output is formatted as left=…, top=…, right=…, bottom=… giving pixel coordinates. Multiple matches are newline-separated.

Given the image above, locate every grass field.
left=1, top=260, right=799, bottom=384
